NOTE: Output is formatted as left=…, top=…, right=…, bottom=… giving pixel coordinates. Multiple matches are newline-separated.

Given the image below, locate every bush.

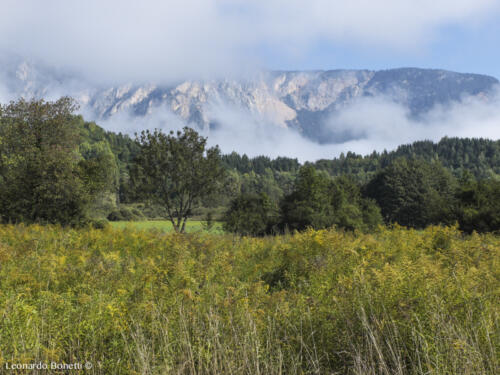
left=130, top=208, right=145, bottom=219
left=107, top=210, right=124, bottom=221
left=223, top=193, right=278, bottom=236
left=89, top=218, right=110, bottom=229
left=107, top=207, right=143, bottom=221
left=140, top=203, right=168, bottom=219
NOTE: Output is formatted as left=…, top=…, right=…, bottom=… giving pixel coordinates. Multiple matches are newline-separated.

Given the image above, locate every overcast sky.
left=1, top=0, right=500, bottom=82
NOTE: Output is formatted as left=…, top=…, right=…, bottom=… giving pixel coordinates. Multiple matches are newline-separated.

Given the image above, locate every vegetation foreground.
left=0, top=225, right=498, bottom=374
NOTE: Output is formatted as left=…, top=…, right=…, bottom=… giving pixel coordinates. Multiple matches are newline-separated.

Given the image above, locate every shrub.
left=107, top=210, right=124, bottom=221
left=89, top=218, right=110, bottom=229
left=223, top=193, right=278, bottom=236
left=130, top=208, right=145, bottom=219
left=107, top=207, right=143, bottom=221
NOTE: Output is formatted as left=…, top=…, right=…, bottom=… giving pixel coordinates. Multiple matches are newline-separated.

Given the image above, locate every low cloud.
left=322, top=92, right=500, bottom=156
left=93, top=88, right=500, bottom=162
left=86, top=106, right=186, bottom=136
left=0, top=84, right=11, bottom=104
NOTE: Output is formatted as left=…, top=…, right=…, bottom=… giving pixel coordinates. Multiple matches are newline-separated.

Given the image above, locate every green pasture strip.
left=109, top=220, right=224, bottom=233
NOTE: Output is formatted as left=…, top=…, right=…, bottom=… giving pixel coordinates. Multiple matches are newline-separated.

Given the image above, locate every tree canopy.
left=365, top=158, right=457, bottom=228
left=130, top=127, right=224, bottom=233
left=223, top=192, right=278, bottom=236
left=279, top=166, right=382, bottom=232
left=1, top=96, right=499, bottom=234
left=0, top=98, right=116, bottom=225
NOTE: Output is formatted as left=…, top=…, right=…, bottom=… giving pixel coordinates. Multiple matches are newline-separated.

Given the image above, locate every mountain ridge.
left=1, top=62, right=498, bottom=144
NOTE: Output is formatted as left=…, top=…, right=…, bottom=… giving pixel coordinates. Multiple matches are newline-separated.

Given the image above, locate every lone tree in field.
left=131, top=127, right=224, bottom=233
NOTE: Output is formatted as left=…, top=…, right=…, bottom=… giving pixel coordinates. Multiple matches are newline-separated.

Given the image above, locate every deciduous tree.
left=0, top=97, right=114, bottom=224
left=130, top=127, right=224, bottom=233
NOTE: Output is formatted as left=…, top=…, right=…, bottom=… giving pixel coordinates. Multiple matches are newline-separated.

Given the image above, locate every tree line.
left=0, top=98, right=499, bottom=234
left=223, top=159, right=500, bottom=235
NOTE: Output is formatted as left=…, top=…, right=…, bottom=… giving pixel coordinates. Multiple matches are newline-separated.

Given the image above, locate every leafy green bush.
left=107, top=210, right=124, bottom=221
left=89, top=218, right=110, bottom=230
left=107, top=207, right=143, bottom=221
left=130, top=208, right=145, bottom=219
left=223, top=193, right=278, bottom=236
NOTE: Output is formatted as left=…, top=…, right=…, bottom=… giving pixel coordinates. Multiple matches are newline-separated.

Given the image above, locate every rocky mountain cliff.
left=2, top=61, right=498, bottom=143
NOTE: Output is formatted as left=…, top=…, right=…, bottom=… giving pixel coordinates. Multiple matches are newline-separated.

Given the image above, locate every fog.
left=1, top=56, right=499, bottom=162
left=93, top=88, right=500, bottom=162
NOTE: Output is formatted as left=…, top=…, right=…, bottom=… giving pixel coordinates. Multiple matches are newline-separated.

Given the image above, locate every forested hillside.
left=73, top=117, right=500, bottom=234
left=312, top=137, right=500, bottom=181
left=79, top=118, right=500, bottom=199
left=1, top=98, right=499, bottom=233
left=5, top=62, right=499, bottom=145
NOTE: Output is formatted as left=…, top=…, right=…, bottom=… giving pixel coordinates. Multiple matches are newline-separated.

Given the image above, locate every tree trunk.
left=180, top=218, right=187, bottom=233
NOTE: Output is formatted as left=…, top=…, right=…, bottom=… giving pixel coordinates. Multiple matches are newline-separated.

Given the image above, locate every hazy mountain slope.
left=1, top=61, right=498, bottom=143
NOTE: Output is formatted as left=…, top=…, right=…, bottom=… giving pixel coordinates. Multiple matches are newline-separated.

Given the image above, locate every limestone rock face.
left=1, top=61, right=498, bottom=142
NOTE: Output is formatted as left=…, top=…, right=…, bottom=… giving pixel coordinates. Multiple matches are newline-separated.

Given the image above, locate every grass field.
left=0, top=224, right=498, bottom=374
left=110, top=220, right=224, bottom=233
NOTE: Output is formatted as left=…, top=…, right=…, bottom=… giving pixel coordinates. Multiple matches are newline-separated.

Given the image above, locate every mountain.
left=1, top=61, right=498, bottom=144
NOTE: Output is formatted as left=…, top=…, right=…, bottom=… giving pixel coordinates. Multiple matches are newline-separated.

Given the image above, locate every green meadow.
left=109, top=220, right=224, bottom=233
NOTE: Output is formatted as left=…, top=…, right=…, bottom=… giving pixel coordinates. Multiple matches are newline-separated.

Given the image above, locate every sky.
left=0, top=0, right=499, bottom=160
left=1, top=0, right=500, bottom=82
left=260, top=17, right=500, bottom=79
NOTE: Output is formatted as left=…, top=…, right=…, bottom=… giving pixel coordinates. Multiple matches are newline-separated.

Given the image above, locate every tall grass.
left=0, top=224, right=498, bottom=374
